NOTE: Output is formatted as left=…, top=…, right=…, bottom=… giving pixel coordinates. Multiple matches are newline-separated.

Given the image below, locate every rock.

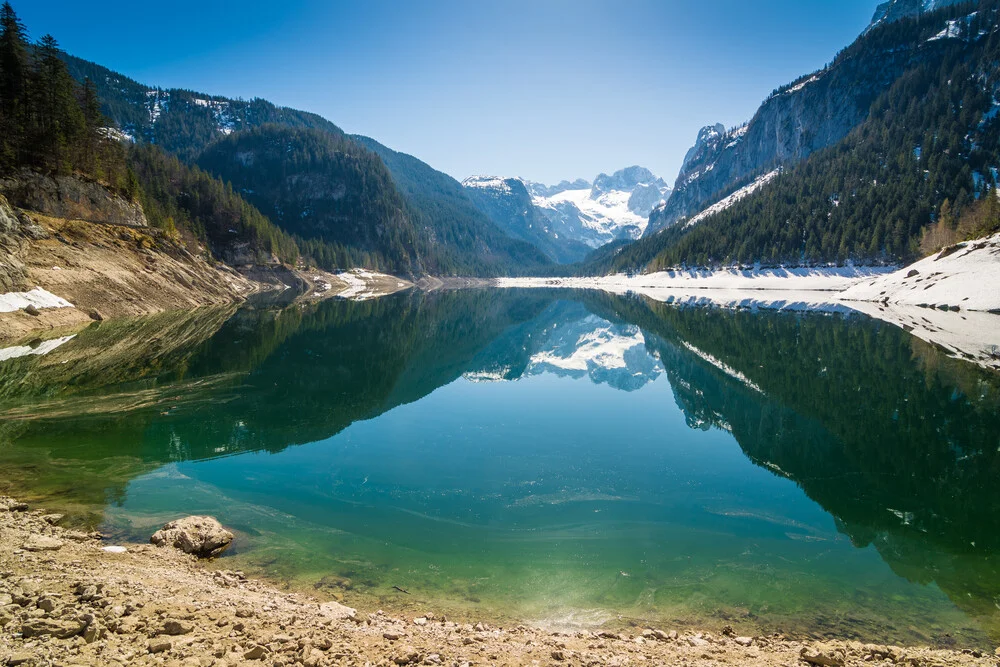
left=162, top=619, right=194, bottom=635
left=800, top=644, right=847, bottom=667
left=318, top=600, right=356, bottom=620
left=243, top=645, right=268, bottom=660
left=88, top=309, right=104, bottom=321
left=21, top=617, right=85, bottom=638
left=413, top=617, right=427, bottom=626
left=148, top=639, right=172, bottom=654
left=906, top=269, right=920, bottom=278
left=22, top=304, right=39, bottom=316
left=36, top=597, right=57, bottom=613
left=150, top=516, right=233, bottom=558
left=393, top=648, right=422, bottom=665
left=551, top=650, right=570, bottom=661
left=83, top=621, right=103, bottom=643
left=102, top=545, right=128, bottom=554
left=41, top=513, right=64, bottom=525
left=22, top=535, right=63, bottom=551
left=7, top=653, right=33, bottom=666
left=383, top=631, right=402, bottom=641
left=734, top=636, right=754, bottom=647
left=0, top=498, right=28, bottom=512
left=686, top=636, right=709, bottom=647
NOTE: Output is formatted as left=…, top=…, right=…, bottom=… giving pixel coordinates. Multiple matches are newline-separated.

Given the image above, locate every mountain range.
left=2, top=0, right=997, bottom=286
left=462, top=166, right=672, bottom=263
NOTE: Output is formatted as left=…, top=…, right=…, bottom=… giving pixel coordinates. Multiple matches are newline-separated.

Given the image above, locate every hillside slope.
left=351, top=137, right=553, bottom=275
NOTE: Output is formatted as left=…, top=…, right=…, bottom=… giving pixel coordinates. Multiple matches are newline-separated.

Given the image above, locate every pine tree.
left=0, top=1, right=28, bottom=167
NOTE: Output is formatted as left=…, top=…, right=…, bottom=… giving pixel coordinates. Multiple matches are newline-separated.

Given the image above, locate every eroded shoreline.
left=1, top=497, right=997, bottom=666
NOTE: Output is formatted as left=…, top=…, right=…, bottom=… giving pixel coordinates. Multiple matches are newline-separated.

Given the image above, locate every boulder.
left=150, top=516, right=233, bottom=558
left=319, top=600, right=356, bottom=621
left=800, top=644, right=847, bottom=667
left=21, top=618, right=85, bottom=639
left=22, top=535, right=64, bottom=551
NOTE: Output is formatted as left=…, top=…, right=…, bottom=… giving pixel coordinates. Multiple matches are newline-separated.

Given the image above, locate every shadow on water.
left=0, top=288, right=998, bottom=646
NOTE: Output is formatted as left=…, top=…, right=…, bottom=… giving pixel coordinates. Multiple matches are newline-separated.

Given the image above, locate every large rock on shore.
left=150, top=516, right=233, bottom=558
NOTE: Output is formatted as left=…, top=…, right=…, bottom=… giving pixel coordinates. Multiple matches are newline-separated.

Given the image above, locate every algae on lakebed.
left=1, top=289, right=999, bottom=649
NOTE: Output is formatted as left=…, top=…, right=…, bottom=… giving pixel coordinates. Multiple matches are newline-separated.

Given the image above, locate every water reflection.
left=1, top=289, right=998, bottom=646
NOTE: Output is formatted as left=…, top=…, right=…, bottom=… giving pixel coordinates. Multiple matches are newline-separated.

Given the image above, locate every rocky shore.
left=0, top=497, right=996, bottom=667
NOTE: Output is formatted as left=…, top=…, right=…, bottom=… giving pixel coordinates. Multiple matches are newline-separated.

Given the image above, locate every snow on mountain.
left=678, top=169, right=781, bottom=229
left=526, top=166, right=673, bottom=248
left=867, top=0, right=968, bottom=32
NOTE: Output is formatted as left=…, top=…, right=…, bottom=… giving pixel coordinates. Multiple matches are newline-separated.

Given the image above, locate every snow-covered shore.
left=493, top=245, right=1000, bottom=371
left=839, top=232, right=1000, bottom=312
left=496, top=266, right=894, bottom=294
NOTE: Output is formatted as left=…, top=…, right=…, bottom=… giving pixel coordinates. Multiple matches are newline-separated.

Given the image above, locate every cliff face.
left=646, top=20, right=944, bottom=235
left=0, top=171, right=146, bottom=229
left=0, top=195, right=47, bottom=292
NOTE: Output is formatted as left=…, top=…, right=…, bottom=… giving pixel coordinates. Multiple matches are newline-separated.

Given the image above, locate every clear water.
left=1, top=289, right=999, bottom=648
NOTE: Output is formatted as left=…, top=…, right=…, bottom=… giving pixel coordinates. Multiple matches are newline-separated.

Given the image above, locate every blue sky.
left=22, top=0, right=876, bottom=184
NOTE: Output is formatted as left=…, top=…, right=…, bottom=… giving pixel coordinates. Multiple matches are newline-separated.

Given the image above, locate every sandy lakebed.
left=0, top=497, right=997, bottom=667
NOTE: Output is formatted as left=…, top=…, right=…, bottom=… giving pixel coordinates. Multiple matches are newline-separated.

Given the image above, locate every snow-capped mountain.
left=461, top=176, right=591, bottom=264
left=462, top=167, right=671, bottom=262
left=527, top=166, right=672, bottom=248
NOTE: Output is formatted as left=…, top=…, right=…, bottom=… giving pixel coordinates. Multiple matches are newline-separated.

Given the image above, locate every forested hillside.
left=61, top=55, right=342, bottom=163
left=607, top=0, right=1000, bottom=273
left=0, top=4, right=132, bottom=193
left=61, top=45, right=552, bottom=276
left=354, top=136, right=553, bottom=274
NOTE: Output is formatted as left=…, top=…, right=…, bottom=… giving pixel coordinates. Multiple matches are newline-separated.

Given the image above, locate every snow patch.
left=683, top=170, right=781, bottom=228
left=681, top=341, right=764, bottom=394
left=0, top=287, right=74, bottom=313
left=0, top=335, right=75, bottom=364
left=839, top=231, right=1000, bottom=312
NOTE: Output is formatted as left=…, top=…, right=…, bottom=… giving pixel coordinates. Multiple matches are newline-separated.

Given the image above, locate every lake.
left=1, top=289, right=999, bottom=648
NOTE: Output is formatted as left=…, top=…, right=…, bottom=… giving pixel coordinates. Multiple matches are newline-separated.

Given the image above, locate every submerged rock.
left=150, top=515, right=233, bottom=558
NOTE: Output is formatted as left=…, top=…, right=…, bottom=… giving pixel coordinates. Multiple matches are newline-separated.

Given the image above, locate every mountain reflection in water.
left=1, top=289, right=998, bottom=647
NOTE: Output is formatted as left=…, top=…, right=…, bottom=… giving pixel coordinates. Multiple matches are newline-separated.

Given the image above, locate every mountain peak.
left=867, top=0, right=967, bottom=32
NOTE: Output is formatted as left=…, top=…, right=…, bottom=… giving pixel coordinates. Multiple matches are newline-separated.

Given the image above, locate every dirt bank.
left=0, top=497, right=995, bottom=667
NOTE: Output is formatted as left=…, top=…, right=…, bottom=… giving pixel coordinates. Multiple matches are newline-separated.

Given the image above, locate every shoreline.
left=1, top=497, right=996, bottom=666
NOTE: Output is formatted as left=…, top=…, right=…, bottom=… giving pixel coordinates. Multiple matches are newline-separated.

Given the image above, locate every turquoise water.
left=1, top=290, right=999, bottom=647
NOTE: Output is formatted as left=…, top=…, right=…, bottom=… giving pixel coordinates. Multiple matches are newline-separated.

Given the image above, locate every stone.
left=0, top=498, right=29, bottom=512
left=7, top=653, right=33, bottom=666
left=162, top=619, right=194, bottom=635
left=21, top=617, right=85, bottom=638
left=148, top=639, right=172, bottom=654
left=318, top=600, right=356, bottom=621
left=551, top=650, right=570, bottom=661
left=734, top=636, right=754, bottom=647
left=36, top=597, right=57, bottom=613
left=22, top=535, right=64, bottom=551
left=23, top=304, right=39, bottom=316
left=243, top=645, right=269, bottom=660
left=686, top=636, right=709, bottom=647
left=83, top=622, right=103, bottom=643
left=41, top=514, right=64, bottom=525
left=88, top=309, right=104, bottom=321
left=150, top=516, right=233, bottom=558
left=800, top=645, right=847, bottom=667
left=383, top=631, right=402, bottom=641
left=413, top=617, right=427, bottom=626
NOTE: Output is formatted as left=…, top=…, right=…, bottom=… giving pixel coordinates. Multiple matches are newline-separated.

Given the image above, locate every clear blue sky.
left=21, top=0, right=876, bottom=185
